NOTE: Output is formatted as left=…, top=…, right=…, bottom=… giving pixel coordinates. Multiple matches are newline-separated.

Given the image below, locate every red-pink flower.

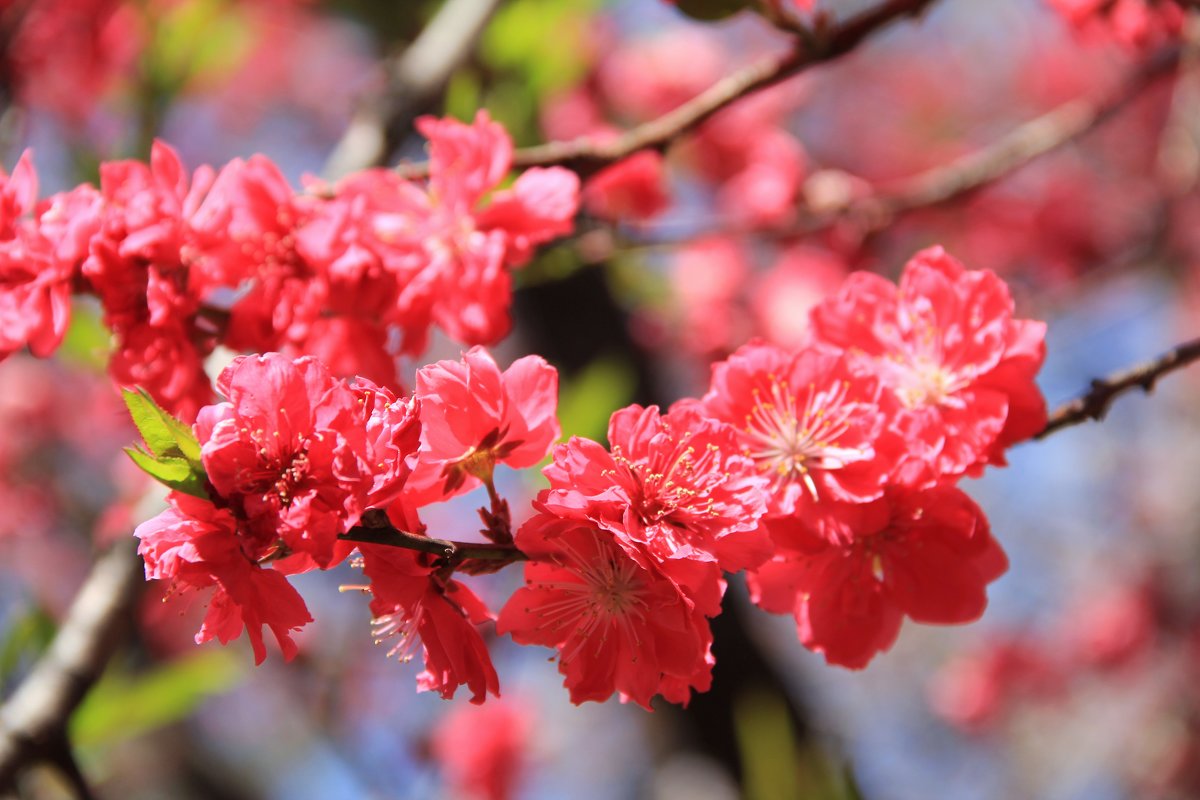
left=582, top=151, right=670, bottom=222
left=749, top=485, right=1007, bottom=669
left=358, top=527, right=499, bottom=703
left=195, top=353, right=377, bottom=570
left=669, top=236, right=750, bottom=358
left=928, top=636, right=1064, bottom=731
left=497, top=513, right=716, bottom=709
left=810, top=247, right=1047, bottom=485
left=539, top=403, right=772, bottom=572
left=698, top=341, right=898, bottom=516
left=351, top=112, right=581, bottom=348
left=0, top=153, right=87, bottom=362
left=351, top=379, right=422, bottom=509
left=405, top=347, right=559, bottom=506
left=135, top=492, right=313, bottom=664
left=83, top=141, right=217, bottom=418
left=432, top=698, right=532, bottom=800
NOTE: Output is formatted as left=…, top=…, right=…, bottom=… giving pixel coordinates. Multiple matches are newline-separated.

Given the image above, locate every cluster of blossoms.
left=132, top=245, right=1046, bottom=708
left=0, top=112, right=579, bottom=419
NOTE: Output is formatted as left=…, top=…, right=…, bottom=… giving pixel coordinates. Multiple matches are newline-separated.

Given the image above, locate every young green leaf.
left=125, top=447, right=208, bottom=499
left=121, top=388, right=203, bottom=467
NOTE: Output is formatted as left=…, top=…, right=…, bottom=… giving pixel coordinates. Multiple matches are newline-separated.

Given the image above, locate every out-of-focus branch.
left=560, top=42, right=1182, bottom=265
left=1037, top=336, right=1200, bottom=439
left=1156, top=10, right=1200, bottom=193
left=323, top=0, right=503, bottom=180
left=398, top=0, right=939, bottom=180
left=0, top=539, right=142, bottom=796
left=826, top=44, right=1183, bottom=234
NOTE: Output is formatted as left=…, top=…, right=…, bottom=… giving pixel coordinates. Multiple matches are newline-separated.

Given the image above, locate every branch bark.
left=323, top=0, right=503, bottom=180
left=832, top=44, right=1183, bottom=234
left=339, top=508, right=525, bottom=565
left=0, top=539, right=142, bottom=795
left=1037, top=335, right=1200, bottom=439
left=397, top=0, right=939, bottom=180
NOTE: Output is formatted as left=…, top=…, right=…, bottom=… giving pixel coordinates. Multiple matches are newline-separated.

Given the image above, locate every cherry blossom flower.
left=582, top=151, right=670, bottom=222
left=749, top=485, right=1007, bottom=669
left=83, top=141, right=217, bottom=418
left=810, top=246, right=1046, bottom=485
left=497, top=513, right=716, bottom=708
left=196, top=353, right=377, bottom=569
left=358, top=537, right=500, bottom=704
left=405, top=347, right=559, bottom=505
left=135, top=492, right=313, bottom=664
left=539, top=403, right=772, bottom=572
left=432, top=698, right=532, bottom=800
left=0, top=153, right=78, bottom=361
left=697, top=341, right=899, bottom=516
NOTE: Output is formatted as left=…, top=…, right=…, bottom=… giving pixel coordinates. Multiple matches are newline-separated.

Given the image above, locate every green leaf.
left=122, top=388, right=202, bottom=466
left=71, top=650, right=244, bottom=748
left=123, top=389, right=175, bottom=458
left=124, top=447, right=208, bottom=499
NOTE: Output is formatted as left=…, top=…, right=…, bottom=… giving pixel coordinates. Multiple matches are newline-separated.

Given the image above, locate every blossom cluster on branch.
left=0, top=111, right=580, bottom=419
left=129, top=243, right=1046, bottom=709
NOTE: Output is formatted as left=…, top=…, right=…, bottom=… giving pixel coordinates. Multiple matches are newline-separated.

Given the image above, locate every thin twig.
left=546, top=43, right=1182, bottom=265
left=397, top=0, right=939, bottom=180
left=836, top=44, right=1184, bottom=234
left=1037, top=335, right=1200, bottom=439
left=323, top=0, right=504, bottom=180
left=339, top=508, right=525, bottom=564
left=0, top=540, right=142, bottom=795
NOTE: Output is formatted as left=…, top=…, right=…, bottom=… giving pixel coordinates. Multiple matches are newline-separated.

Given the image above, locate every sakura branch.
left=1037, top=334, right=1200, bottom=439
left=340, top=509, right=526, bottom=568
left=827, top=43, right=1185, bottom=235
left=554, top=42, right=1183, bottom=268
left=0, top=540, right=141, bottom=798
left=397, top=0, right=939, bottom=180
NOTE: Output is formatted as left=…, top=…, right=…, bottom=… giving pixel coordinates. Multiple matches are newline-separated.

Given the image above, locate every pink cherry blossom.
left=405, top=347, right=559, bottom=505
left=498, top=513, right=716, bottom=709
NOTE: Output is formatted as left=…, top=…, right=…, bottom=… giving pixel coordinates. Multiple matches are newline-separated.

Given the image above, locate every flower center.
left=893, top=357, right=961, bottom=409
left=742, top=375, right=866, bottom=499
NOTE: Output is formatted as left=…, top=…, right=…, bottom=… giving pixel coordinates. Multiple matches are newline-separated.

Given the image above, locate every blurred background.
left=3, top=0, right=1200, bottom=797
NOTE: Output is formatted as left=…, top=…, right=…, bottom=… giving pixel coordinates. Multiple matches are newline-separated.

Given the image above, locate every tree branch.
left=832, top=44, right=1184, bottom=234
left=397, top=0, right=939, bottom=180
left=0, top=540, right=142, bottom=795
left=339, top=508, right=525, bottom=564
left=1037, top=335, right=1200, bottom=439
left=553, top=41, right=1182, bottom=267
left=323, top=0, right=504, bottom=180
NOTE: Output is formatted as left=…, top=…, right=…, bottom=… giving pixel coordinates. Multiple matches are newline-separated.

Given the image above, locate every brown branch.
left=339, top=508, right=525, bottom=565
left=834, top=44, right=1184, bottom=233
left=323, top=0, right=504, bottom=180
left=548, top=42, right=1183, bottom=267
left=1037, top=335, right=1200, bottom=439
left=397, top=0, right=939, bottom=180
left=0, top=539, right=142, bottom=795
